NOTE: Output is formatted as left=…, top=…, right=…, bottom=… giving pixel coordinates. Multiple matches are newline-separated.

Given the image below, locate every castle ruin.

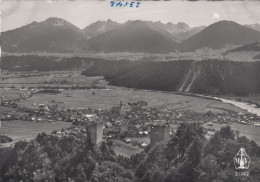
left=86, top=122, right=103, bottom=145
left=150, top=124, right=170, bottom=145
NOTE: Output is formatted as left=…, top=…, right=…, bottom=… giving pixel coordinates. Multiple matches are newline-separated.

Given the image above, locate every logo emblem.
left=233, top=148, right=250, bottom=170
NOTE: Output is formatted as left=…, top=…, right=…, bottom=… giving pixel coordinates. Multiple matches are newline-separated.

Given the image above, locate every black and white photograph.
left=1, top=0, right=260, bottom=181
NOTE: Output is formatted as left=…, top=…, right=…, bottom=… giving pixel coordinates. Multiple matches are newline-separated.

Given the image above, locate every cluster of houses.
left=1, top=88, right=57, bottom=109
left=1, top=71, right=49, bottom=81
left=1, top=97, right=17, bottom=108
left=2, top=86, right=260, bottom=150
left=53, top=119, right=170, bottom=148
left=50, top=100, right=260, bottom=152
left=72, top=101, right=260, bottom=148
left=19, top=88, right=42, bottom=99
left=2, top=88, right=260, bottom=128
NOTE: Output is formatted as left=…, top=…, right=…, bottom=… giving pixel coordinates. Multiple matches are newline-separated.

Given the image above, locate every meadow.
left=16, top=87, right=246, bottom=114
left=0, top=71, right=253, bottom=114
left=0, top=120, right=71, bottom=148
left=0, top=71, right=102, bottom=88
left=113, top=139, right=143, bottom=157
left=204, top=122, right=260, bottom=145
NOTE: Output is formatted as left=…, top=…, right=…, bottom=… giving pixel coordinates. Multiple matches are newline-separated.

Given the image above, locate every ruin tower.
left=150, top=124, right=170, bottom=145
left=86, top=122, right=103, bottom=145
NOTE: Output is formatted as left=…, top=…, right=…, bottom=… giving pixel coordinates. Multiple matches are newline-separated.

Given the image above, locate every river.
left=201, top=95, right=260, bottom=117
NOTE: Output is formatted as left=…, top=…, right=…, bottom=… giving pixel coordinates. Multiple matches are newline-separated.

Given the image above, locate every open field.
left=0, top=120, right=71, bottom=147
left=0, top=89, right=28, bottom=100
left=4, top=46, right=258, bottom=62
left=130, top=137, right=150, bottom=145
left=0, top=106, right=15, bottom=115
left=16, top=87, right=246, bottom=114
left=204, top=122, right=260, bottom=145
left=113, top=139, right=143, bottom=158
left=1, top=71, right=105, bottom=88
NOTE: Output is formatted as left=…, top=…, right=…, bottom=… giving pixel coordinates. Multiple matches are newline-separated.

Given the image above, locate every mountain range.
left=178, top=21, right=260, bottom=52
left=83, top=19, right=121, bottom=39
left=87, top=20, right=179, bottom=53
left=1, top=17, right=87, bottom=53
left=83, top=20, right=205, bottom=43
left=2, top=17, right=260, bottom=53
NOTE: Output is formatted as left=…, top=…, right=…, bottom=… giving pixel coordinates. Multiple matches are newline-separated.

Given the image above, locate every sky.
left=2, top=0, right=260, bottom=31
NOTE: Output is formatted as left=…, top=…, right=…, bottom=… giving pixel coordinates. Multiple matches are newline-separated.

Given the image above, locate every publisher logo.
left=233, top=148, right=250, bottom=170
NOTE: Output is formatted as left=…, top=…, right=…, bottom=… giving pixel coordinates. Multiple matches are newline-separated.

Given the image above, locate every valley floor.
left=1, top=71, right=260, bottom=154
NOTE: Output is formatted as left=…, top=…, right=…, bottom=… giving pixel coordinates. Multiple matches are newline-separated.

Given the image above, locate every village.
left=1, top=88, right=260, bottom=125
left=1, top=86, right=260, bottom=155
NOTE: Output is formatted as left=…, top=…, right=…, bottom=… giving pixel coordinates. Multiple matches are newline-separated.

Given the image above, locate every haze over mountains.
left=2, top=17, right=260, bottom=54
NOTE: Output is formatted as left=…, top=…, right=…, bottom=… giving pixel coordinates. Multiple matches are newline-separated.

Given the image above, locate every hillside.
left=179, top=21, right=260, bottom=52
left=2, top=55, right=260, bottom=96
left=1, top=17, right=87, bottom=53
left=246, top=23, right=260, bottom=32
left=226, top=42, right=260, bottom=53
left=83, top=19, right=121, bottom=38
left=254, top=54, right=260, bottom=60
left=82, top=59, right=260, bottom=96
left=87, top=20, right=179, bottom=53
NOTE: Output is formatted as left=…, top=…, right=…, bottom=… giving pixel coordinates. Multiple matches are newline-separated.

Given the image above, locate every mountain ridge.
left=2, top=18, right=260, bottom=53
left=87, top=20, right=179, bottom=53
left=178, top=20, right=260, bottom=52
left=1, top=17, right=87, bottom=53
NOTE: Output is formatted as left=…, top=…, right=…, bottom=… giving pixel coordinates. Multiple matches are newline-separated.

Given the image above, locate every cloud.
left=212, top=13, right=220, bottom=20
left=2, top=1, right=21, bottom=17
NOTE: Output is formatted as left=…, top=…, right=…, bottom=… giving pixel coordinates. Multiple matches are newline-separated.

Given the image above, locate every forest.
left=1, top=124, right=260, bottom=182
left=3, top=55, right=260, bottom=96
